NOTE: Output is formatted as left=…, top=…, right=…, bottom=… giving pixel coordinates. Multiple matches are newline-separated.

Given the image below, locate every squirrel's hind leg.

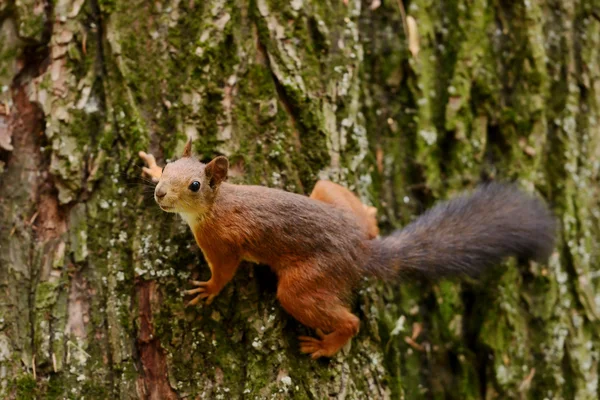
left=296, top=309, right=359, bottom=359
left=277, top=270, right=359, bottom=359
left=309, top=180, right=379, bottom=239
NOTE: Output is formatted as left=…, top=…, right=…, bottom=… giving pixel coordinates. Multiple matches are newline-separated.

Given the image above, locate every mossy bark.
left=0, top=0, right=599, bottom=399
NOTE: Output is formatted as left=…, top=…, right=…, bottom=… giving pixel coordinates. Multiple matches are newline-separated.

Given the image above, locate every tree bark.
left=0, top=0, right=599, bottom=399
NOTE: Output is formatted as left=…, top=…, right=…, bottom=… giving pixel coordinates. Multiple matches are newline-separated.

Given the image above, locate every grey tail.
left=366, top=182, right=557, bottom=279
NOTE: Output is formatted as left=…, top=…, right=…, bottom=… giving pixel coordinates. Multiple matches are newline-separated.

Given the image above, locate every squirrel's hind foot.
left=298, top=329, right=353, bottom=360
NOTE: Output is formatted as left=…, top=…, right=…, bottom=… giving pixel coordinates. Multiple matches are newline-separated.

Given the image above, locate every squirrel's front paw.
left=138, top=151, right=163, bottom=183
left=184, top=280, right=220, bottom=307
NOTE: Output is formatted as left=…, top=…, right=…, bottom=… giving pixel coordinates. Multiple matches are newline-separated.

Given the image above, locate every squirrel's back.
left=366, top=182, right=557, bottom=279
left=199, top=183, right=370, bottom=279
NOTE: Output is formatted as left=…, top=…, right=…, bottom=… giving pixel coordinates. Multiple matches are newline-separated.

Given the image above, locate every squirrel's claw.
left=298, top=336, right=326, bottom=359
left=184, top=287, right=204, bottom=295
left=298, top=329, right=346, bottom=359
left=185, top=292, right=215, bottom=307
left=185, top=280, right=218, bottom=307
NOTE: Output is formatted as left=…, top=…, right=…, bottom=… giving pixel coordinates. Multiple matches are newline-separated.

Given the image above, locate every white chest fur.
left=179, top=212, right=198, bottom=229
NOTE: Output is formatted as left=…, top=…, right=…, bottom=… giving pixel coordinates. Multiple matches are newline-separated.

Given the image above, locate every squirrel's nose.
left=155, top=188, right=167, bottom=199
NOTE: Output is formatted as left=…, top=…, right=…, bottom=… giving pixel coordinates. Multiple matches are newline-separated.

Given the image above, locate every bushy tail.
left=366, top=183, right=557, bottom=279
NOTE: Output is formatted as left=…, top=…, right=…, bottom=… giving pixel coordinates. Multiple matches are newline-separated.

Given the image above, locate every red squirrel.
left=139, top=140, right=556, bottom=359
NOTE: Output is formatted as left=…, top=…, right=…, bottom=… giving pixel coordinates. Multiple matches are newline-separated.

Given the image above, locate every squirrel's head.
left=154, top=138, right=228, bottom=215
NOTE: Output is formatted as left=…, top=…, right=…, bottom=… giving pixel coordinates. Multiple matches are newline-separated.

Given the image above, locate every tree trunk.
left=0, top=0, right=598, bottom=399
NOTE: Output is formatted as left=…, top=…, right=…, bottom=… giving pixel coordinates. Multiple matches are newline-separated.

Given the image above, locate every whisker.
left=134, top=176, right=157, bottom=186
left=119, top=168, right=157, bottom=185
left=120, top=182, right=156, bottom=188
left=119, top=174, right=156, bottom=185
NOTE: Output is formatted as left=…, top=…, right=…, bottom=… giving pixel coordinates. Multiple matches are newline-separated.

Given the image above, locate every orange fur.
left=309, top=180, right=379, bottom=239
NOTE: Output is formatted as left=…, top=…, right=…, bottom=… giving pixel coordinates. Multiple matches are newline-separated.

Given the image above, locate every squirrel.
left=139, top=140, right=556, bottom=359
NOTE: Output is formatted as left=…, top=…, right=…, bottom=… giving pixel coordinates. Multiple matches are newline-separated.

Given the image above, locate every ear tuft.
left=205, top=156, right=229, bottom=188
left=182, top=137, right=193, bottom=158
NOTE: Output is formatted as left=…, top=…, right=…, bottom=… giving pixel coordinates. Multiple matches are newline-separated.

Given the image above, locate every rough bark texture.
left=0, top=0, right=599, bottom=399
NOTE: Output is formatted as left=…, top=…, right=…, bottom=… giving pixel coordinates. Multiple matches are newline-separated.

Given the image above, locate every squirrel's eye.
left=189, top=181, right=201, bottom=192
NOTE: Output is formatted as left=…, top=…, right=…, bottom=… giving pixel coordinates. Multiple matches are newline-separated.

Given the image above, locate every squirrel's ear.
left=204, top=156, right=229, bottom=188
left=182, top=137, right=193, bottom=158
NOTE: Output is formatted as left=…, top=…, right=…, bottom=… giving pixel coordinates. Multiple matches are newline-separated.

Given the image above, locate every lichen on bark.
left=0, top=0, right=599, bottom=399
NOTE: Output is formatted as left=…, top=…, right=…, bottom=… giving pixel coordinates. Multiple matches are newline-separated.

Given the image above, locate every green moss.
left=0, top=0, right=593, bottom=398
left=81, top=381, right=110, bottom=399
left=251, top=0, right=331, bottom=189
left=14, top=375, right=37, bottom=400
left=45, top=374, right=66, bottom=400
left=233, top=63, right=304, bottom=189
left=15, top=0, right=46, bottom=42
left=35, top=281, right=60, bottom=310
left=98, top=0, right=117, bottom=14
